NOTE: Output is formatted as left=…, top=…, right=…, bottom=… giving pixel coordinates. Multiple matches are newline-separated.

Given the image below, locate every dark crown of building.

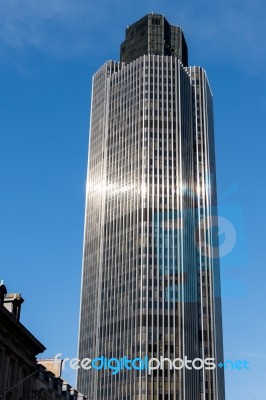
left=120, top=13, right=188, bottom=66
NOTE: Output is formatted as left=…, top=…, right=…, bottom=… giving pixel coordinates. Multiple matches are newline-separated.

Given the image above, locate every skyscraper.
left=78, top=13, right=225, bottom=400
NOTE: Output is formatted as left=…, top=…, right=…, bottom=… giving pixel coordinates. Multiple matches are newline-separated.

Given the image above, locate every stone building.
left=33, top=362, right=87, bottom=400
left=0, top=282, right=86, bottom=400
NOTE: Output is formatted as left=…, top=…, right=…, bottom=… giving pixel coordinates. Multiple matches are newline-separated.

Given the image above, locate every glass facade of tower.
left=78, top=14, right=225, bottom=400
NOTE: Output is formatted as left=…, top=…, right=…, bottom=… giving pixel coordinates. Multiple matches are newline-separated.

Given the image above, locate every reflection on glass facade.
left=78, top=14, right=225, bottom=400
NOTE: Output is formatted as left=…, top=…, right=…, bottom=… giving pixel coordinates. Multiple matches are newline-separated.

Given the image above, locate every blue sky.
left=0, top=0, right=266, bottom=398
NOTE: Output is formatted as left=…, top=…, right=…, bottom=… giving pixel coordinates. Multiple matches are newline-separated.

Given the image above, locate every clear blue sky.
left=0, top=0, right=265, bottom=398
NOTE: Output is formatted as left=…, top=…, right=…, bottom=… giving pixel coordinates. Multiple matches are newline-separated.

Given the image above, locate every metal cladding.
left=78, top=14, right=225, bottom=400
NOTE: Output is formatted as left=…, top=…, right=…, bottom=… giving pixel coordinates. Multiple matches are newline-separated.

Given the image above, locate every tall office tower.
left=78, top=13, right=225, bottom=400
